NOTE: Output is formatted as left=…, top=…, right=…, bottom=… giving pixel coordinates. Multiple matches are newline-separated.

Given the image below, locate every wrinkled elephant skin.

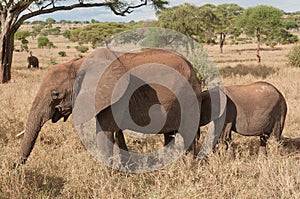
left=17, top=48, right=202, bottom=169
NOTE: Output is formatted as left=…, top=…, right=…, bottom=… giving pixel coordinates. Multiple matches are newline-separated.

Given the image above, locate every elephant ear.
left=72, top=69, right=92, bottom=126
left=94, top=60, right=129, bottom=115
left=72, top=49, right=129, bottom=126
left=72, top=70, right=86, bottom=108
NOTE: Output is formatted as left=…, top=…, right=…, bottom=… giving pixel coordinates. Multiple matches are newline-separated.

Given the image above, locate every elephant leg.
left=115, top=130, right=128, bottom=151
left=192, top=129, right=199, bottom=158
left=114, top=130, right=133, bottom=168
left=179, top=129, right=198, bottom=157
left=189, top=128, right=201, bottom=158
left=198, top=115, right=226, bottom=159
left=221, top=122, right=235, bottom=159
left=259, top=134, right=269, bottom=156
left=187, top=128, right=200, bottom=158
left=164, top=132, right=176, bottom=146
left=95, top=130, right=115, bottom=167
left=222, top=122, right=233, bottom=150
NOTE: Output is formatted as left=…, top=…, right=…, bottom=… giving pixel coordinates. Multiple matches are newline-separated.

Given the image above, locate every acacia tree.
left=197, top=4, right=219, bottom=44
left=157, top=3, right=202, bottom=43
left=0, top=0, right=167, bottom=83
left=236, top=5, right=297, bottom=63
left=68, top=22, right=132, bottom=48
left=214, top=4, right=244, bottom=53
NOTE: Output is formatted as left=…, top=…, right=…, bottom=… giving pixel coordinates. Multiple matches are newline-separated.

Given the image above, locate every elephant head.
left=17, top=58, right=84, bottom=164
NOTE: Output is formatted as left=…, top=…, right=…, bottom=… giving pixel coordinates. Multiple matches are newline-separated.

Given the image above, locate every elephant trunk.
left=18, top=96, right=53, bottom=164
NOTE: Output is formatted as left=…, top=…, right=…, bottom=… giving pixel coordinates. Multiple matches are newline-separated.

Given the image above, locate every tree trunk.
left=256, top=28, right=261, bottom=63
left=1, top=8, right=17, bottom=83
left=220, top=33, right=226, bottom=54
left=0, top=32, right=14, bottom=83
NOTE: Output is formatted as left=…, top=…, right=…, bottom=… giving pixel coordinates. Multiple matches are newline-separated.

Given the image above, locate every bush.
left=75, top=45, right=89, bottom=53
left=50, top=57, right=57, bottom=65
left=37, top=36, right=55, bottom=48
left=58, top=51, right=67, bottom=57
left=287, top=45, right=300, bottom=67
left=20, top=44, right=29, bottom=52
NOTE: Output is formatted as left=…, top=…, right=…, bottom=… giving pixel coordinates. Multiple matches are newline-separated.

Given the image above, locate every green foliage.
left=214, top=4, right=244, bottom=38
left=41, top=27, right=61, bottom=36
left=20, top=44, right=29, bottom=52
left=287, top=45, right=300, bottom=67
left=139, top=28, right=189, bottom=49
left=58, top=51, right=67, bottom=57
left=283, top=12, right=300, bottom=28
left=157, top=3, right=243, bottom=45
left=62, top=30, right=71, bottom=39
left=31, top=21, right=47, bottom=25
left=115, top=29, right=145, bottom=45
left=37, top=36, right=55, bottom=48
left=75, top=45, right=89, bottom=53
left=157, top=3, right=206, bottom=42
left=45, top=18, right=56, bottom=25
left=14, top=31, right=30, bottom=52
left=68, top=22, right=136, bottom=48
left=73, top=21, right=83, bottom=24
left=59, top=20, right=72, bottom=24
left=236, top=5, right=284, bottom=34
left=236, top=5, right=295, bottom=46
left=14, top=31, right=30, bottom=41
left=31, top=24, right=46, bottom=38
left=283, top=19, right=299, bottom=29
left=91, top=19, right=100, bottom=23
left=50, top=57, right=57, bottom=65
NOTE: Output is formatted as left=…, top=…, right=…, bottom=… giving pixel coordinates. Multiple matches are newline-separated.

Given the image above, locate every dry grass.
left=0, top=31, right=300, bottom=198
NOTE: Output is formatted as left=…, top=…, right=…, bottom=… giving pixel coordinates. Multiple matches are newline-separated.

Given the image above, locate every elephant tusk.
left=16, top=130, right=25, bottom=138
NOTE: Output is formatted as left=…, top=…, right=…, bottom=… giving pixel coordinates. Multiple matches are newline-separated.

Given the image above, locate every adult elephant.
left=16, top=48, right=202, bottom=170
left=198, top=81, right=287, bottom=157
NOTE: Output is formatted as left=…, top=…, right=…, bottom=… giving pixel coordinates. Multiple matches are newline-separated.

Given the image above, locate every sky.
left=30, top=0, right=300, bottom=22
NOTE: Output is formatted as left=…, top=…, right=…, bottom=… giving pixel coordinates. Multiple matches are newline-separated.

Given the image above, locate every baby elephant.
left=201, top=81, right=287, bottom=155
left=27, top=51, right=39, bottom=68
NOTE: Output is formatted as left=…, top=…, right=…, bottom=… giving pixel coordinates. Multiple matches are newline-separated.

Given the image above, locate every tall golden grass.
left=0, top=32, right=299, bottom=198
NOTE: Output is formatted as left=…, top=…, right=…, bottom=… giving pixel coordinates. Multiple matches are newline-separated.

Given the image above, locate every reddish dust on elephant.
left=201, top=81, right=287, bottom=154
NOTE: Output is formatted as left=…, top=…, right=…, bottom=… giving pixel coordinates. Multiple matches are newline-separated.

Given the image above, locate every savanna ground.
left=0, top=28, right=300, bottom=198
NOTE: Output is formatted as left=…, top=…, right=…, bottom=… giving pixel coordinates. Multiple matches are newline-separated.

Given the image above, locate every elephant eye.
left=51, top=90, right=60, bottom=100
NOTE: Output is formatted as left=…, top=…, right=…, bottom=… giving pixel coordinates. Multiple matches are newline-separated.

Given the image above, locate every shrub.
left=62, top=30, right=71, bottom=39
left=287, top=45, right=300, bottom=67
left=37, top=36, right=55, bottom=48
left=14, top=31, right=30, bottom=41
left=41, top=27, right=61, bottom=36
left=75, top=45, right=89, bottom=53
left=58, top=51, right=67, bottom=57
left=50, top=57, right=57, bottom=65
left=20, top=44, right=29, bottom=52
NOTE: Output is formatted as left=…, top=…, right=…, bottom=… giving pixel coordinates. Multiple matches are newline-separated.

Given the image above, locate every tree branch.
left=109, top=0, right=148, bottom=16
left=16, top=1, right=151, bottom=27
left=14, top=2, right=115, bottom=31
